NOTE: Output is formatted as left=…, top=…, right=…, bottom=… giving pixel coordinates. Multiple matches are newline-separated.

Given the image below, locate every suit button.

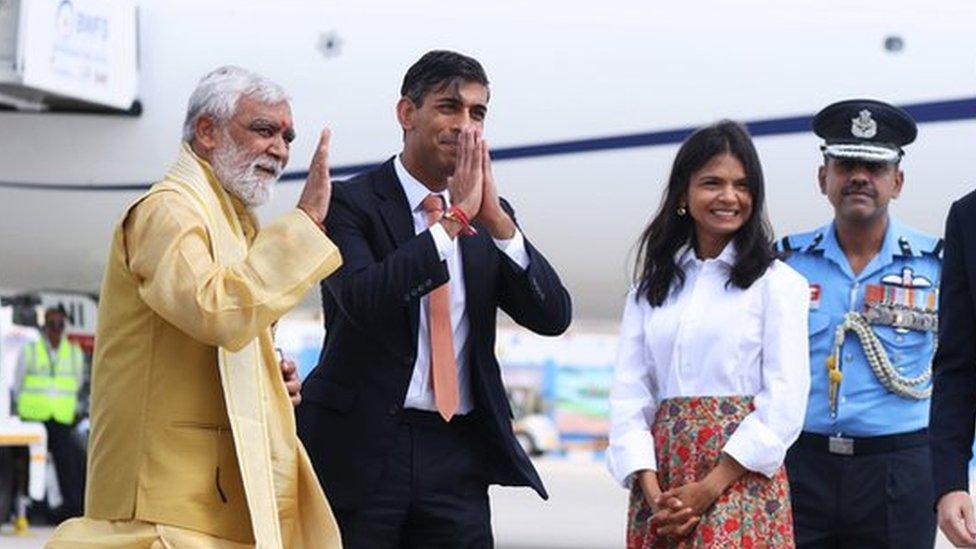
left=404, top=294, right=411, bottom=302
left=388, top=405, right=399, bottom=416
left=425, top=278, right=433, bottom=287
left=410, top=289, right=418, bottom=297
left=403, top=355, right=414, bottom=366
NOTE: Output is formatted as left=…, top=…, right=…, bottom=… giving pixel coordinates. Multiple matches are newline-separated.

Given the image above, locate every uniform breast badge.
left=863, top=267, right=937, bottom=333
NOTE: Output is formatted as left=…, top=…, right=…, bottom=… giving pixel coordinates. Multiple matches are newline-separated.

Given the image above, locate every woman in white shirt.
left=607, top=120, right=810, bottom=548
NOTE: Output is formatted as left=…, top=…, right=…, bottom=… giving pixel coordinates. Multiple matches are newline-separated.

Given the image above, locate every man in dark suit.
left=297, top=50, right=572, bottom=548
left=932, top=192, right=976, bottom=547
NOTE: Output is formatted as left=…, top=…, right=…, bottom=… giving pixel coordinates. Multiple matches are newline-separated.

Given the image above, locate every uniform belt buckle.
left=828, top=436, right=854, bottom=455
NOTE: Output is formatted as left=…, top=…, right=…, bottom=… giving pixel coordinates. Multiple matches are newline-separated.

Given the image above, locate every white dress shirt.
left=394, top=155, right=530, bottom=414
left=607, top=243, right=810, bottom=486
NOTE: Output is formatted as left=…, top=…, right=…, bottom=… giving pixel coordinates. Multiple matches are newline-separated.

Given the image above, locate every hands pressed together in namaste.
left=443, top=125, right=516, bottom=240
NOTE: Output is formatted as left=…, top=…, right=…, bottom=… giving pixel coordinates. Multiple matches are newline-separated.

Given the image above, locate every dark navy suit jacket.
left=297, top=158, right=572, bottom=510
left=931, top=189, right=976, bottom=502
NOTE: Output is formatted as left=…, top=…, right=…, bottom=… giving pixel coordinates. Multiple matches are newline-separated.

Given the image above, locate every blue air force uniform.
left=782, top=99, right=940, bottom=548
left=782, top=220, right=941, bottom=436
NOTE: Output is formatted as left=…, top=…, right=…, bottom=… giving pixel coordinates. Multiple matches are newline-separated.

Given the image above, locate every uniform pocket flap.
left=808, top=312, right=832, bottom=335
left=872, top=325, right=930, bottom=350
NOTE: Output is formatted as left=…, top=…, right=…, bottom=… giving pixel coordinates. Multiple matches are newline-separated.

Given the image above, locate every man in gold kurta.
left=48, top=66, right=343, bottom=548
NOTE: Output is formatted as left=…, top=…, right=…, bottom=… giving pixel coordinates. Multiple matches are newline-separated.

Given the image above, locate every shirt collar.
left=393, top=154, right=451, bottom=212
left=877, top=216, right=902, bottom=263
left=677, top=239, right=738, bottom=267
left=41, top=336, right=61, bottom=354
left=821, top=215, right=903, bottom=280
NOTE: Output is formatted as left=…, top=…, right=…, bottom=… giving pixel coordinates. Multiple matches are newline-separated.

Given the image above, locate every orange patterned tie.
left=420, top=194, right=459, bottom=421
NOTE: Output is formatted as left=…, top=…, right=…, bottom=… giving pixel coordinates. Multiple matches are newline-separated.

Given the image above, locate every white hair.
left=182, top=65, right=289, bottom=142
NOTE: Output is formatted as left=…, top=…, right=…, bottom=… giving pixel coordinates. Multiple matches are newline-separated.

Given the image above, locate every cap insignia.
left=851, top=109, right=878, bottom=139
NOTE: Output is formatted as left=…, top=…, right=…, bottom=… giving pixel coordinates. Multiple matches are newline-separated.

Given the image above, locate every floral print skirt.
left=626, top=396, right=794, bottom=548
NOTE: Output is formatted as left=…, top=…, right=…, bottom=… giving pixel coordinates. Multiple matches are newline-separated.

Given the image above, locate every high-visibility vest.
left=17, top=338, right=84, bottom=424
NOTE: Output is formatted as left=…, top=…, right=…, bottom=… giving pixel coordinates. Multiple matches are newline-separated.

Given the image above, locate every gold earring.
left=677, top=205, right=687, bottom=216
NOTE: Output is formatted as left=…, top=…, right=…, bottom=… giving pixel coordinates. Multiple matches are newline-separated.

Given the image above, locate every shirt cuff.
left=493, top=228, right=530, bottom=270
left=722, top=416, right=787, bottom=478
left=429, top=223, right=456, bottom=262
left=607, top=429, right=657, bottom=488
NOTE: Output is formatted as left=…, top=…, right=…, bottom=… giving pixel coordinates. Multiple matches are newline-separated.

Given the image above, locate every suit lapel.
left=372, top=158, right=422, bottom=346
left=372, top=158, right=415, bottom=248
left=461, top=224, right=488, bottom=318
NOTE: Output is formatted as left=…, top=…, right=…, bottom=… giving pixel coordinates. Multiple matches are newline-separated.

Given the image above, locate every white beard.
left=211, top=135, right=283, bottom=207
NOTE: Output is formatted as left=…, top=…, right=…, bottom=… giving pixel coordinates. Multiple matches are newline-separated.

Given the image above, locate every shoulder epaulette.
left=898, top=236, right=913, bottom=257
left=781, top=229, right=824, bottom=254
left=775, top=236, right=795, bottom=260
left=896, top=223, right=941, bottom=259
left=805, top=232, right=824, bottom=252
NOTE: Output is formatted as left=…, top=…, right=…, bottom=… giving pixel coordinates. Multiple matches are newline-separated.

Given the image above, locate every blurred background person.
left=607, top=120, right=810, bottom=547
left=12, top=306, right=86, bottom=522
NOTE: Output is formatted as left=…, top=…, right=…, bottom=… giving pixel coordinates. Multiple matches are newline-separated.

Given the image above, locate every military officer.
left=779, top=99, right=940, bottom=547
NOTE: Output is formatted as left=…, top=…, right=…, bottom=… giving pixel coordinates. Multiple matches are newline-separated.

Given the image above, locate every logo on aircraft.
left=55, top=0, right=74, bottom=39
left=54, top=0, right=109, bottom=42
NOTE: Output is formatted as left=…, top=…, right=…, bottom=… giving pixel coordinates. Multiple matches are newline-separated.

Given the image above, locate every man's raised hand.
left=297, top=128, right=333, bottom=225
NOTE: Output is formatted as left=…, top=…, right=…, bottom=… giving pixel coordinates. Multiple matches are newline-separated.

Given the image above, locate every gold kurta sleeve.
left=124, top=191, right=341, bottom=351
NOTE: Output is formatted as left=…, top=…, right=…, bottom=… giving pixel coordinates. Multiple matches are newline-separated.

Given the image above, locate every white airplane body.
left=1, top=0, right=975, bottom=320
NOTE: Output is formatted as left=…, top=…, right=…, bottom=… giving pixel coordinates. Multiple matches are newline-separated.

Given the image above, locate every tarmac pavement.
left=0, top=457, right=960, bottom=548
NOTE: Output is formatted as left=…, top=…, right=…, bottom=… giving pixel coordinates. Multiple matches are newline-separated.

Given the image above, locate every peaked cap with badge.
left=813, top=99, right=918, bottom=164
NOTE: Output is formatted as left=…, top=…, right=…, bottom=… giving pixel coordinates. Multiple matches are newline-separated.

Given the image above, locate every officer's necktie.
left=421, top=194, right=459, bottom=421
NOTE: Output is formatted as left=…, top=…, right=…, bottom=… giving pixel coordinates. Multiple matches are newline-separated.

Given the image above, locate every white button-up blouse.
left=607, top=243, right=811, bottom=486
